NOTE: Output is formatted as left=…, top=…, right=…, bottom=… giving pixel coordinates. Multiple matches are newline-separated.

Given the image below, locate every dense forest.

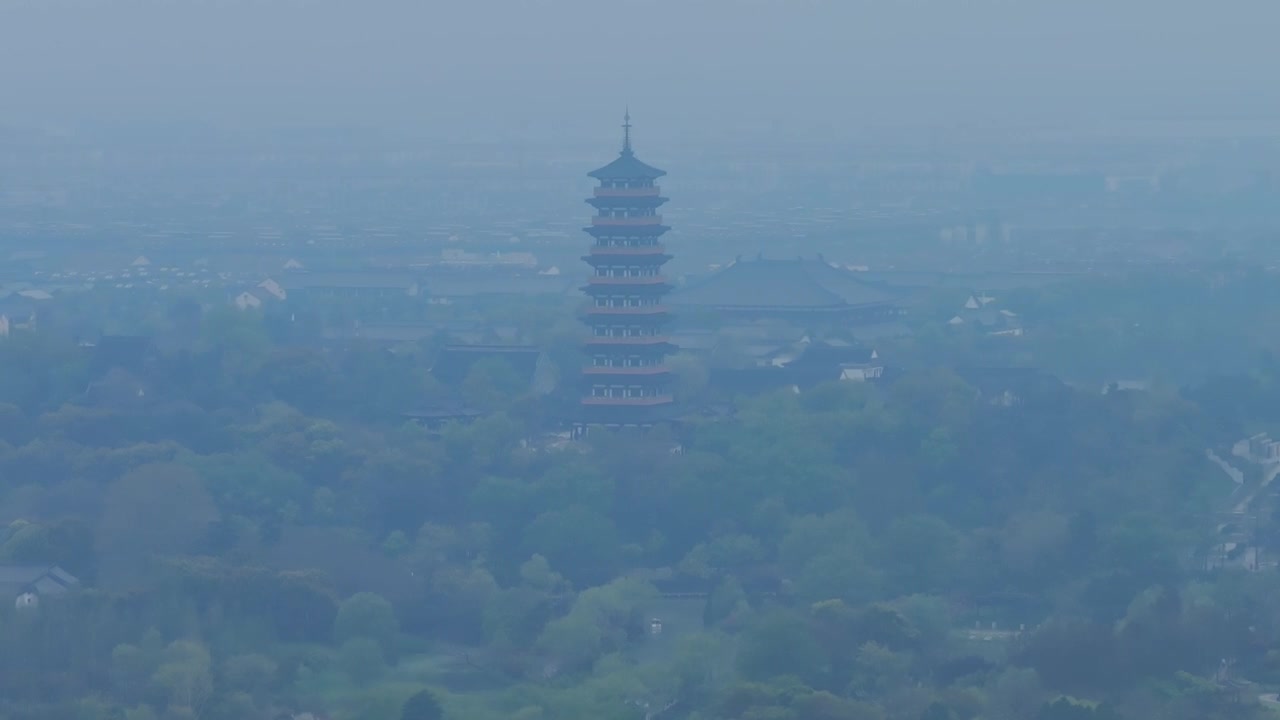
left=3, top=269, right=1280, bottom=720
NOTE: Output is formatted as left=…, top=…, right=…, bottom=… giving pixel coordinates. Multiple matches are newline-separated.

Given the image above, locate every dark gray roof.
left=587, top=150, right=667, bottom=180
left=850, top=322, right=913, bottom=342
left=790, top=340, right=877, bottom=367
left=323, top=322, right=440, bottom=344
left=423, top=274, right=573, bottom=297
left=0, top=565, right=79, bottom=596
left=278, top=272, right=417, bottom=291
left=671, top=259, right=896, bottom=310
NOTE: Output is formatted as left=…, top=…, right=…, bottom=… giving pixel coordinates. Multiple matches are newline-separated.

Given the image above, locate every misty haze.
left=2, top=2, right=1280, bottom=720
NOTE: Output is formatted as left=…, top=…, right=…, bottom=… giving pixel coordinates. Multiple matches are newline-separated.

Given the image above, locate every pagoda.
left=576, top=112, right=676, bottom=435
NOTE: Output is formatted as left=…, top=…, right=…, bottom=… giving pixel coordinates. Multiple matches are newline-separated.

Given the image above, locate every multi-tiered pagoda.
left=576, top=113, right=676, bottom=435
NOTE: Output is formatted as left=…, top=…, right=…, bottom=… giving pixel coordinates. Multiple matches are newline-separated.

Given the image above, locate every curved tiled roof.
left=670, top=258, right=896, bottom=309
left=588, top=150, right=667, bottom=180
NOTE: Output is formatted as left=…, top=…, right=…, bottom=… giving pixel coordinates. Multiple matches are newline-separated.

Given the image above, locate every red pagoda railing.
left=581, top=395, right=675, bottom=406
left=594, top=186, right=661, bottom=198
left=591, top=216, right=663, bottom=226
left=586, top=275, right=668, bottom=285
left=583, top=335, right=672, bottom=346
left=587, top=244, right=667, bottom=256
left=583, top=305, right=670, bottom=315
left=582, top=365, right=671, bottom=376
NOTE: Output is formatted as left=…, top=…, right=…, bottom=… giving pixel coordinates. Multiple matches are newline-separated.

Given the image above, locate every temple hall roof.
left=587, top=149, right=667, bottom=181
left=671, top=258, right=896, bottom=310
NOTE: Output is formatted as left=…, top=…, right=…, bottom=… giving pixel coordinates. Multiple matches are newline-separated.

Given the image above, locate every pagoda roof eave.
left=587, top=151, right=667, bottom=180
left=669, top=301, right=895, bottom=312
left=581, top=254, right=672, bottom=264
left=585, top=197, right=669, bottom=208
left=584, top=225, right=670, bottom=237
left=581, top=285, right=672, bottom=295
left=580, top=340, right=676, bottom=352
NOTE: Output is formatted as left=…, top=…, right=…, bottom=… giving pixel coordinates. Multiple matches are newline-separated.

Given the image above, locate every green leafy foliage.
left=0, top=276, right=1276, bottom=720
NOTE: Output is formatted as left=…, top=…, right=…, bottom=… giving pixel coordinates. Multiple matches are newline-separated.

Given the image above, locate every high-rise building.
left=576, top=112, right=676, bottom=435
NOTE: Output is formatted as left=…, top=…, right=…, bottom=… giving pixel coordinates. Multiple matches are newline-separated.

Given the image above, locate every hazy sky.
left=4, top=0, right=1278, bottom=144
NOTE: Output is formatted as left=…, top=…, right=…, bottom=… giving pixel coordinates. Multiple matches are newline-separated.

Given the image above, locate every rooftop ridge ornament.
left=622, top=107, right=633, bottom=155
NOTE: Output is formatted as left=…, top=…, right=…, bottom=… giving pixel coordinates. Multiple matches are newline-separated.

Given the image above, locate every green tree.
left=401, top=688, right=445, bottom=720
left=334, top=592, right=400, bottom=653
left=150, top=641, right=213, bottom=714
left=219, top=653, right=277, bottom=700
left=96, top=463, right=220, bottom=590
left=340, top=637, right=387, bottom=686
left=736, top=609, right=824, bottom=686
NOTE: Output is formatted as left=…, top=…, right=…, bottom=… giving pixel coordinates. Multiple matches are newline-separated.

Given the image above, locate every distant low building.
left=402, top=405, right=485, bottom=432
left=671, top=256, right=900, bottom=328
left=953, top=367, right=1067, bottom=407
left=708, top=337, right=885, bottom=395
left=1242, top=433, right=1280, bottom=463
left=1102, top=379, right=1152, bottom=394
left=0, top=565, right=79, bottom=606
left=419, top=268, right=575, bottom=300
left=948, top=293, right=1024, bottom=336
left=233, top=289, right=268, bottom=311
left=277, top=271, right=420, bottom=300
left=0, top=289, right=49, bottom=332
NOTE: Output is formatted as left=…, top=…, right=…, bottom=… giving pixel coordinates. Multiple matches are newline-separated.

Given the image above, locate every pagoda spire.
left=622, top=107, right=633, bottom=155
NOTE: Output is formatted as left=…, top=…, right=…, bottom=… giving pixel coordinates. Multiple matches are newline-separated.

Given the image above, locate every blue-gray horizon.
left=3, top=0, right=1278, bottom=144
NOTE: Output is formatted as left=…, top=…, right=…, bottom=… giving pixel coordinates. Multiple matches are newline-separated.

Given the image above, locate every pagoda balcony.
left=583, top=335, right=673, bottom=346
left=581, top=395, right=675, bottom=406
left=587, top=244, right=667, bottom=256
left=585, top=275, right=668, bottom=286
left=582, top=365, right=671, bottom=376
left=583, top=305, right=671, bottom=316
left=594, top=186, right=661, bottom=198
left=591, top=216, right=663, bottom=227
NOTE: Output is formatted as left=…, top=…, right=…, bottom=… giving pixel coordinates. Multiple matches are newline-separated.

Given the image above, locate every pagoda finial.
left=622, top=107, right=633, bottom=155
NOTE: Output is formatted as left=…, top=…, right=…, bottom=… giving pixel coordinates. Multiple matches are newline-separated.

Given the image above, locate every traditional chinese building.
left=669, top=256, right=900, bottom=327
left=575, top=113, right=677, bottom=435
